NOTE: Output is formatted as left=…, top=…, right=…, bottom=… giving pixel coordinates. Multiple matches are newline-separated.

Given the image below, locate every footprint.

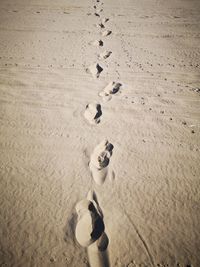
left=102, top=30, right=112, bottom=36
left=92, top=40, right=104, bottom=47
left=99, top=51, right=112, bottom=59
left=84, top=103, right=102, bottom=124
left=75, top=191, right=110, bottom=267
left=96, top=8, right=103, bottom=13
left=89, top=140, right=114, bottom=185
left=87, top=63, right=103, bottom=78
left=99, top=81, right=123, bottom=100
left=75, top=197, right=105, bottom=247
left=101, top=18, right=109, bottom=23
left=97, top=23, right=105, bottom=29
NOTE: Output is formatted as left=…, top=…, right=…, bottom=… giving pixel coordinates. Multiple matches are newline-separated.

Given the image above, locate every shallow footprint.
left=99, top=81, right=123, bottom=101
left=87, top=63, right=103, bottom=78
left=84, top=103, right=102, bottom=124
left=101, top=18, right=109, bottom=23
left=102, top=30, right=112, bottom=36
left=89, top=140, right=114, bottom=185
left=97, top=23, right=105, bottom=29
left=99, top=51, right=112, bottom=60
left=92, top=40, right=104, bottom=47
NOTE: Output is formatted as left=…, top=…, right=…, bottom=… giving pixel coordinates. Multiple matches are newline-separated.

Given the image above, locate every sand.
left=0, top=0, right=200, bottom=266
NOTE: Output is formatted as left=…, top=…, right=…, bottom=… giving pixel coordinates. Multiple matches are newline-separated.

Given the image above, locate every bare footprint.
left=75, top=191, right=110, bottom=266
left=75, top=198, right=105, bottom=247
left=102, top=30, right=112, bottom=37
left=95, top=7, right=103, bottom=13
left=84, top=103, right=102, bottom=124
left=97, top=23, right=105, bottom=29
left=99, top=51, right=112, bottom=60
left=91, top=40, right=104, bottom=47
left=89, top=140, right=114, bottom=185
left=99, top=81, right=123, bottom=101
left=87, top=63, right=103, bottom=78
left=101, top=18, right=109, bottom=23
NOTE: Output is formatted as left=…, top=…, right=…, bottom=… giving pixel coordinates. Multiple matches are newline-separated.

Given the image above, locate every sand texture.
left=0, top=0, right=200, bottom=266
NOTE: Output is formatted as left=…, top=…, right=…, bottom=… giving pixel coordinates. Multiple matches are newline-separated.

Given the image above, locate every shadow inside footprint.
left=94, top=104, right=102, bottom=121
left=89, top=203, right=105, bottom=240
left=96, top=64, right=103, bottom=76
left=99, top=40, right=104, bottom=46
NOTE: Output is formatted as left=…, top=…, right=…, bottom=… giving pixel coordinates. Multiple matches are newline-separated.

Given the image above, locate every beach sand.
left=0, top=0, right=200, bottom=266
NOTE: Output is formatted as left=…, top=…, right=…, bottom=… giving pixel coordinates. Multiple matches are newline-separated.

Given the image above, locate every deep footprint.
left=87, top=63, right=103, bottom=78
left=99, top=51, right=112, bottom=59
left=75, top=196, right=105, bottom=247
left=75, top=190, right=110, bottom=267
left=84, top=103, right=102, bottom=124
left=89, top=140, right=114, bottom=185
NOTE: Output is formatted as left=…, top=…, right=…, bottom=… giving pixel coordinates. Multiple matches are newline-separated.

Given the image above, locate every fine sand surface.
left=0, top=0, right=200, bottom=266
